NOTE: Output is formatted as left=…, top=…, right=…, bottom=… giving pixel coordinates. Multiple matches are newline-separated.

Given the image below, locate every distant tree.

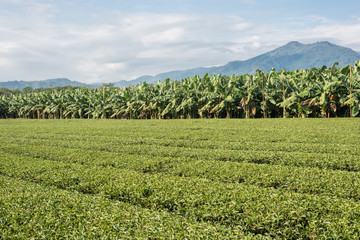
left=0, top=88, right=16, bottom=96
left=100, top=83, right=115, bottom=90
left=22, top=86, right=33, bottom=94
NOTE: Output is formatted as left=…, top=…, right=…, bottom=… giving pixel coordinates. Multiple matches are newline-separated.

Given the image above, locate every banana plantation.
left=1, top=61, right=360, bottom=119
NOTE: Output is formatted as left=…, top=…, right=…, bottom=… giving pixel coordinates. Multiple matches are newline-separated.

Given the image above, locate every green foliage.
left=1, top=119, right=360, bottom=238
left=0, top=61, right=359, bottom=119
left=0, top=87, right=21, bottom=96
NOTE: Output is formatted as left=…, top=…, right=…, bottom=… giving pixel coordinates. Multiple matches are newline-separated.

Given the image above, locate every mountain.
left=113, top=75, right=153, bottom=88
left=0, top=78, right=90, bottom=90
left=113, top=41, right=360, bottom=87
left=216, top=41, right=360, bottom=75
left=1, top=41, right=360, bottom=89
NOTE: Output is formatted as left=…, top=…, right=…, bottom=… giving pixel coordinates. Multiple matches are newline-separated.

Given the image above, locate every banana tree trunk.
left=282, top=80, right=286, bottom=118
left=226, top=111, right=231, bottom=119
left=283, top=107, right=286, bottom=118
left=246, top=75, right=250, bottom=119
left=262, top=74, right=266, bottom=118
left=350, top=66, right=353, bottom=118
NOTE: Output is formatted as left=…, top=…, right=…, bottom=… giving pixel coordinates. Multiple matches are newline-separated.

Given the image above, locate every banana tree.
left=174, top=76, right=202, bottom=119
left=48, top=90, right=69, bottom=119
left=240, top=74, right=260, bottom=119
left=63, top=89, right=89, bottom=119
left=0, top=95, right=10, bottom=118
left=308, top=64, right=345, bottom=118
left=277, top=69, right=293, bottom=118
left=209, top=74, right=243, bottom=118
left=344, top=61, right=360, bottom=117
left=278, top=69, right=313, bottom=118
left=90, top=87, right=113, bottom=119
left=260, top=68, right=281, bottom=118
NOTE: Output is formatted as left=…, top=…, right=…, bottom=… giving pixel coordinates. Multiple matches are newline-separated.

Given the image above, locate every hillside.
left=116, top=41, right=360, bottom=86
left=217, top=41, right=360, bottom=75
left=0, top=78, right=90, bottom=90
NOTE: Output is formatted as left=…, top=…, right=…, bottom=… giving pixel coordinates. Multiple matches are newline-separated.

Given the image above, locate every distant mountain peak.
left=315, top=41, right=333, bottom=45
left=285, top=41, right=303, bottom=47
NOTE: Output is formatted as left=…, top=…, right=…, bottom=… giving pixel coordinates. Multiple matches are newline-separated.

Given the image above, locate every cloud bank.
left=0, top=0, right=360, bottom=83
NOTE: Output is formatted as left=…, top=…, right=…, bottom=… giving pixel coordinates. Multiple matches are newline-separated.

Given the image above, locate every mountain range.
left=1, top=41, right=360, bottom=90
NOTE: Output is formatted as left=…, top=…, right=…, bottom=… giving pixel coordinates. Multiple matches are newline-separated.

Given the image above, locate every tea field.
left=1, top=118, right=360, bottom=239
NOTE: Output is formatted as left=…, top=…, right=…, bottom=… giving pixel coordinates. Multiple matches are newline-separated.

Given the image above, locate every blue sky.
left=0, top=0, right=360, bottom=83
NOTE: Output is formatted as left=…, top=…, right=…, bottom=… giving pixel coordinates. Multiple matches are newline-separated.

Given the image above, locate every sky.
left=1, top=0, right=360, bottom=83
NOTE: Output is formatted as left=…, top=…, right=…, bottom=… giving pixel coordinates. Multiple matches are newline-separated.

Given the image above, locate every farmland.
left=1, top=61, right=360, bottom=120
left=1, top=118, right=360, bottom=239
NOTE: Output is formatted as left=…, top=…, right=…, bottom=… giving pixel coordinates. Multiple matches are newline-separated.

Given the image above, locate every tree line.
left=1, top=61, right=359, bottom=119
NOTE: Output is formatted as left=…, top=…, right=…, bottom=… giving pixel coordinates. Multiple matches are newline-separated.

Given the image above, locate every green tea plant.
left=0, top=118, right=360, bottom=238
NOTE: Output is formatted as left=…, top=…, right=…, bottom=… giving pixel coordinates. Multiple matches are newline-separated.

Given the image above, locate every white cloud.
left=0, top=42, right=20, bottom=53
left=0, top=7, right=257, bottom=82
left=104, top=62, right=127, bottom=71
left=141, top=28, right=185, bottom=46
left=307, top=23, right=360, bottom=45
left=0, top=58, right=13, bottom=67
left=231, top=22, right=253, bottom=31
left=76, top=61, right=128, bottom=82
left=252, top=41, right=261, bottom=48
left=0, top=2, right=360, bottom=83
